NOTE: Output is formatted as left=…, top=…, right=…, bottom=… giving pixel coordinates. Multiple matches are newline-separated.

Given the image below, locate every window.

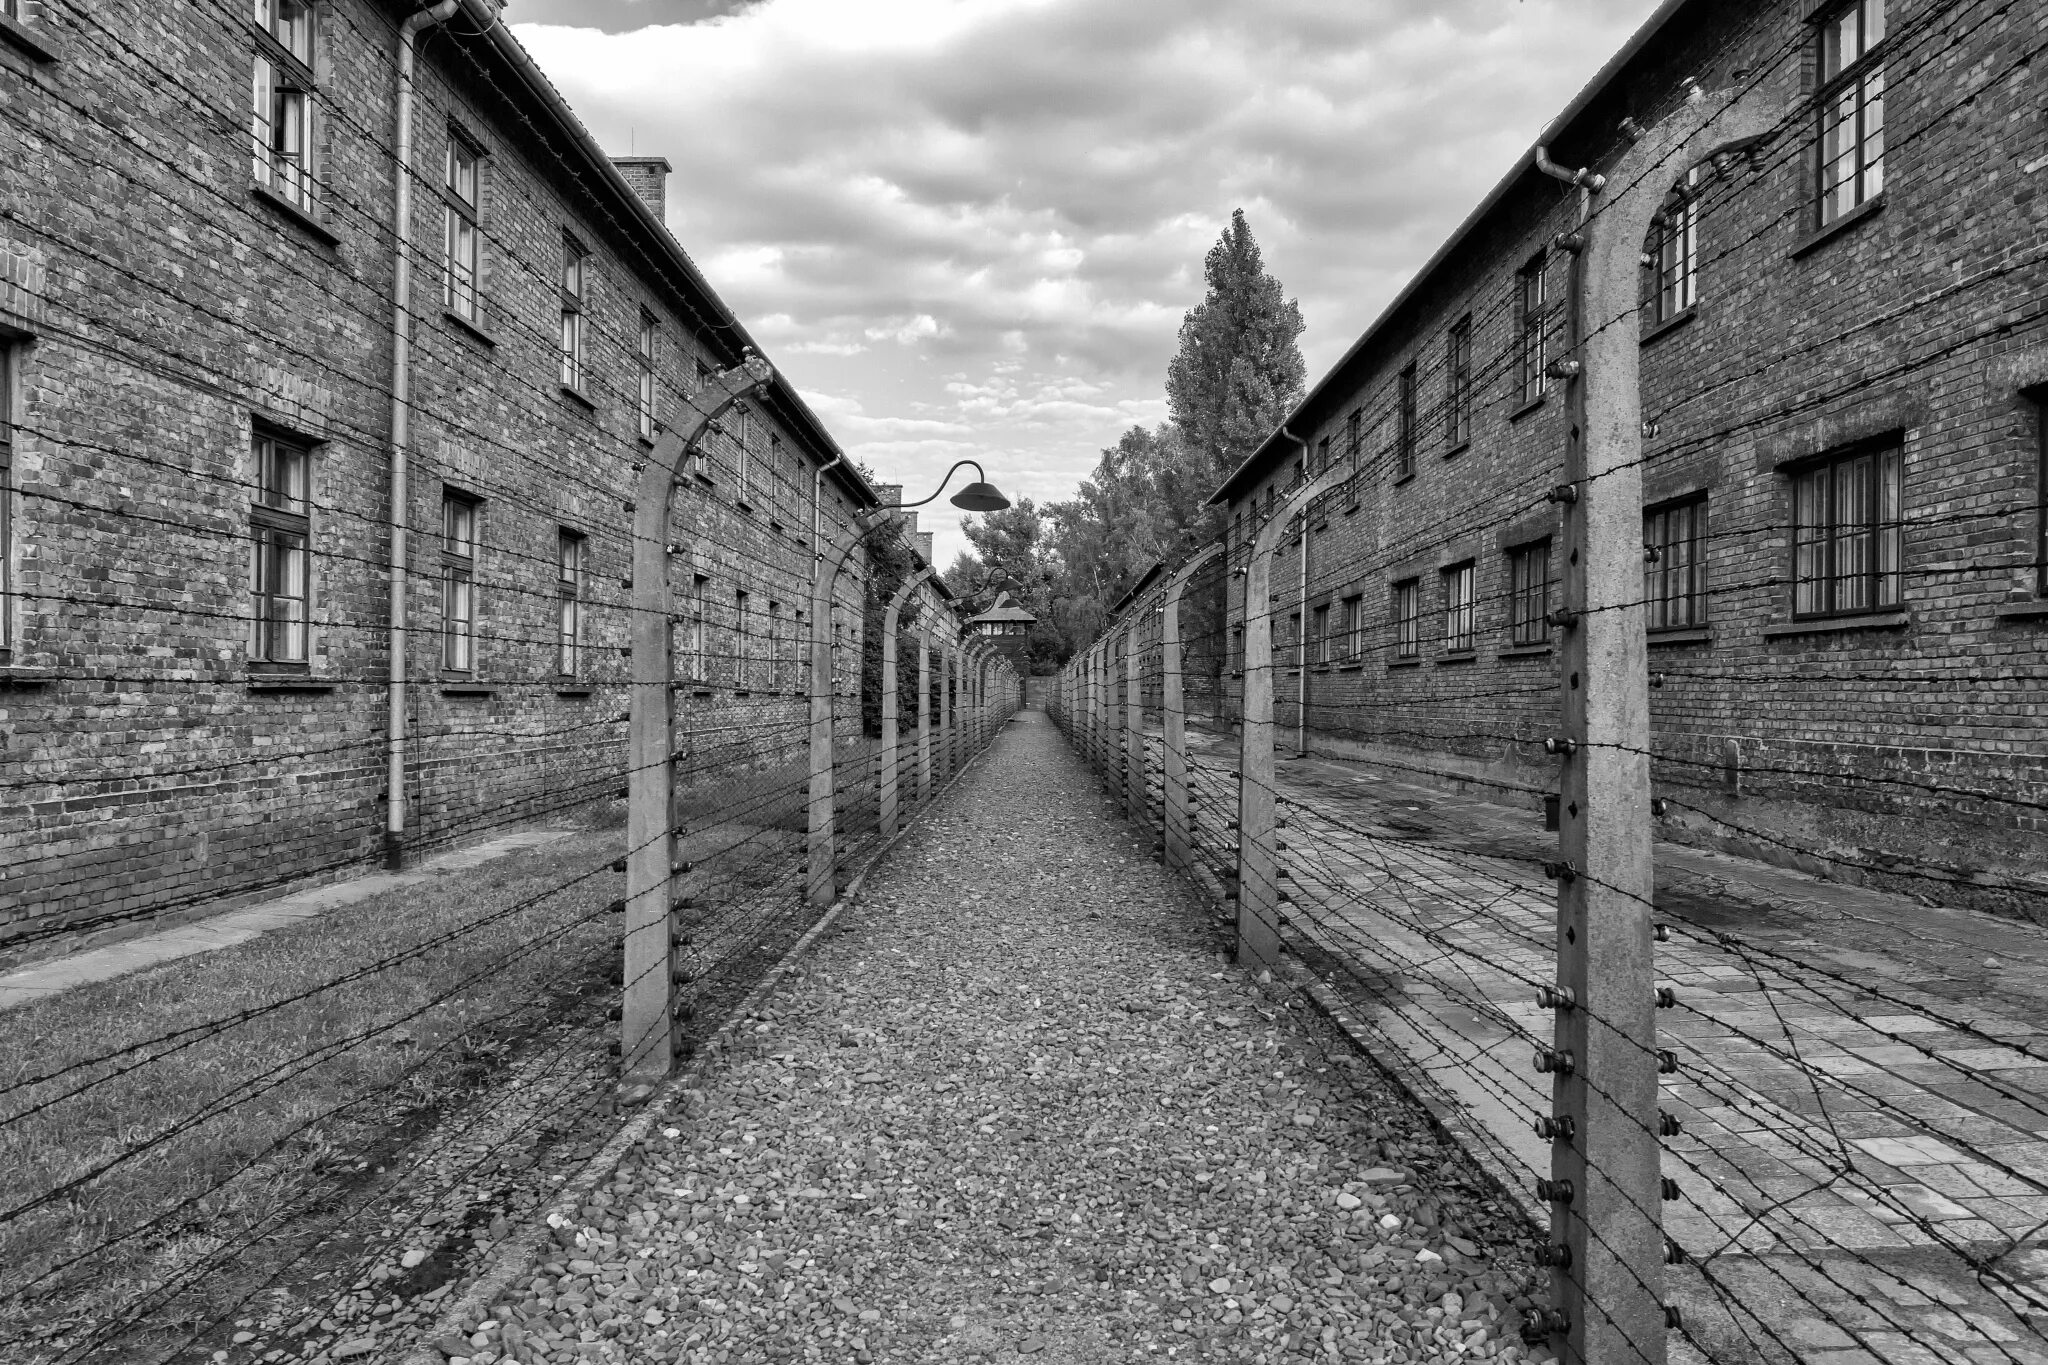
left=1507, top=541, right=1552, bottom=647
left=1392, top=579, right=1420, bottom=659
left=1230, top=625, right=1244, bottom=674
left=1516, top=253, right=1548, bottom=408
left=441, top=490, right=479, bottom=671
left=556, top=529, right=584, bottom=677
left=443, top=133, right=481, bottom=321
left=637, top=310, right=657, bottom=439
left=768, top=601, right=783, bottom=689
left=734, top=588, right=750, bottom=688
left=0, top=345, right=13, bottom=658
left=1311, top=604, right=1330, bottom=664
left=251, top=1, right=315, bottom=211
left=1816, top=0, right=1886, bottom=227
left=1346, top=409, right=1363, bottom=468
left=2034, top=394, right=2048, bottom=597
left=734, top=404, right=752, bottom=500
left=1446, top=315, right=1472, bottom=448
left=1315, top=437, right=1330, bottom=476
left=1285, top=612, right=1301, bottom=670
left=559, top=236, right=587, bottom=391
left=1792, top=439, right=1902, bottom=617
left=250, top=431, right=311, bottom=664
left=1441, top=562, right=1476, bottom=653
left=1644, top=497, right=1707, bottom=630
left=1646, top=169, right=1700, bottom=325
left=687, top=574, right=708, bottom=680
left=1340, top=595, right=1362, bottom=660
left=1396, top=362, right=1418, bottom=479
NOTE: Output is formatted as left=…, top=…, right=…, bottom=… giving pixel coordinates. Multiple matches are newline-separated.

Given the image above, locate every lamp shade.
left=950, top=481, right=1010, bottom=512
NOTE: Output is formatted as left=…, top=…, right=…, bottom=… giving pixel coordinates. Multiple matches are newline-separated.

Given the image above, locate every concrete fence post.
left=1124, top=615, right=1145, bottom=821
left=879, top=567, right=934, bottom=839
left=1163, top=546, right=1221, bottom=876
left=1237, top=460, right=1350, bottom=973
left=1532, top=86, right=1778, bottom=1365
left=625, top=356, right=772, bottom=1088
left=807, top=534, right=864, bottom=911
left=916, top=623, right=933, bottom=802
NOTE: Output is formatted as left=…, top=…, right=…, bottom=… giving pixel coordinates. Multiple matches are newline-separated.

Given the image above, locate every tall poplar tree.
left=1164, top=208, right=1308, bottom=531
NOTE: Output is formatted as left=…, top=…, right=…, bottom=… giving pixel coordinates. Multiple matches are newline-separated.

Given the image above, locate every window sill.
left=1647, top=627, right=1713, bottom=646
left=0, top=664, right=58, bottom=688
left=1508, top=394, right=1546, bottom=424
left=735, top=497, right=756, bottom=515
left=637, top=435, right=656, bottom=450
left=555, top=685, right=594, bottom=697
left=1343, top=502, right=1360, bottom=516
left=444, top=309, right=497, bottom=348
left=1790, top=193, right=1884, bottom=260
left=1310, top=664, right=1332, bottom=674
left=1444, top=440, right=1470, bottom=460
left=1640, top=306, right=1697, bottom=346
left=440, top=682, right=496, bottom=697
left=558, top=383, right=596, bottom=412
left=1761, top=610, right=1910, bottom=639
left=1496, top=643, right=1553, bottom=659
left=1392, top=470, right=1416, bottom=487
left=1993, top=600, right=2048, bottom=623
left=247, top=674, right=336, bottom=694
left=250, top=183, right=340, bottom=248
left=1435, top=651, right=1477, bottom=666
left=0, top=13, right=59, bottom=63
left=1334, top=663, right=1364, bottom=673
left=1386, top=658, right=1422, bottom=671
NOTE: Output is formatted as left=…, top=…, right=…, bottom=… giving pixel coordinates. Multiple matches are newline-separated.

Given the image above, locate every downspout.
left=1279, top=424, right=1310, bottom=758
left=386, top=0, right=460, bottom=871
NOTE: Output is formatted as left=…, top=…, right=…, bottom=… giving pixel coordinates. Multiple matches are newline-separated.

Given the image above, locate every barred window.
left=443, top=133, right=481, bottom=321
left=1441, top=562, right=1476, bottom=653
left=1817, top=0, right=1886, bottom=227
left=1391, top=579, right=1420, bottom=659
left=734, top=588, right=750, bottom=689
left=687, top=574, right=708, bottom=680
left=1340, top=594, right=1363, bottom=660
left=1644, top=497, right=1707, bottom=630
left=1396, top=361, right=1418, bottom=479
left=1792, top=439, right=1902, bottom=618
left=557, top=529, right=584, bottom=677
left=1286, top=612, right=1302, bottom=670
left=0, top=344, right=14, bottom=658
left=251, top=431, right=310, bottom=663
left=1646, top=169, right=1700, bottom=325
left=1516, top=253, right=1549, bottom=408
left=1346, top=408, right=1362, bottom=468
left=768, top=601, right=783, bottom=690
left=441, top=490, right=479, bottom=672
left=1315, top=436, right=1330, bottom=476
left=637, top=310, right=657, bottom=439
left=1310, top=604, right=1330, bottom=664
left=560, top=235, right=588, bottom=391
left=1445, top=315, right=1472, bottom=449
left=251, top=1, right=315, bottom=211
left=1507, top=540, right=1551, bottom=647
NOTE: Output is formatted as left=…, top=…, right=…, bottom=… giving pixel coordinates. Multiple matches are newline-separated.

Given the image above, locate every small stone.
left=1336, top=1193, right=1361, bottom=1211
left=1270, top=1294, right=1294, bottom=1314
left=401, top=1249, right=428, bottom=1269
left=1379, top=1214, right=1402, bottom=1230
left=859, top=1308, right=881, bottom=1322
left=334, top=1340, right=378, bottom=1359
left=1018, top=1336, right=1046, bottom=1354
left=1416, top=1249, right=1443, bottom=1264
left=232, top=1332, right=256, bottom=1345
left=1445, top=1235, right=1480, bottom=1257
left=1360, top=1167, right=1404, bottom=1185
left=1208, top=1278, right=1230, bottom=1294
left=643, top=1307, right=665, bottom=1327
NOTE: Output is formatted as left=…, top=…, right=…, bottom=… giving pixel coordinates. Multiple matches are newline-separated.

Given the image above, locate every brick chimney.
left=610, top=156, right=673, bottom=221
left=916, top=531, right=935, bottom=566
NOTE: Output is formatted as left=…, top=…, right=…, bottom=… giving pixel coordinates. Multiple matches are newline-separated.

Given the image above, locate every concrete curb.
left=400, top=730, right=1006, bottom=1365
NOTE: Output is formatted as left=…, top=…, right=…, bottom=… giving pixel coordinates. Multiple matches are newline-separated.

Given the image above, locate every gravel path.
left=443, top=711, right=1545, bottom=1365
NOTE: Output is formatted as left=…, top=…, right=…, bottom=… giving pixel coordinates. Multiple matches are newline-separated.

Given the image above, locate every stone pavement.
left=432, top=710, right=1558, bottom=1365
left=1150, top=723, right=2048, bottom=1364
left=0, top=828, right=579, bottom=1012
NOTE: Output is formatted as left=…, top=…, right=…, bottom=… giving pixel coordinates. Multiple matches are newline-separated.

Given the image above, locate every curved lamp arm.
left=885, top=460, right=994, bottom=510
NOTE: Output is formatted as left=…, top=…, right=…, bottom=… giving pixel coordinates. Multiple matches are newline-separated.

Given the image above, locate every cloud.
left=514, top=0, right=1662, bottom=565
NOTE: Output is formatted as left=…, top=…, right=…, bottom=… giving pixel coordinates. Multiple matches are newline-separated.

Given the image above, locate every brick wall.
left=1214, top=0, right=2048, bottom=915
left=0, top=0, right=871, bottom=961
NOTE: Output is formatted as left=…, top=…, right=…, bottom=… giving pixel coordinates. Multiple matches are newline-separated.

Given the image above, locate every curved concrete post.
left=880, top=567, right=934, bottom=838
left=1539, top=85, right=1785, bottom=1365
left=939, top=633, right=955, bottom=781
left=1238, top=460, right=1351, bottom=973
left=626, top=355, right=773, bottom=1085
left=1124, top=610, right=1147, bottom=822
left=916, top=620, right=933, bottom=801
left=1162, top=545, right=1222, bottom=875
left=807, top=532, right=864, bottom=910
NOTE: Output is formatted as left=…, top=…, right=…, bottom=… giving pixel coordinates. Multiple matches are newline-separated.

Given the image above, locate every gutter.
left=1204, top=0, right=1695, bottom=509
left=385, top=0, right=461, bottom=871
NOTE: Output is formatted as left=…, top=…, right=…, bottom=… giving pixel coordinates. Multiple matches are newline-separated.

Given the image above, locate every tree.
left=1164, top=208, right=1307, bottom=534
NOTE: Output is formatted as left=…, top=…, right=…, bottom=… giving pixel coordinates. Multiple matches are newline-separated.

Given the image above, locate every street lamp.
left=877, top=459, right=1010, bottom=514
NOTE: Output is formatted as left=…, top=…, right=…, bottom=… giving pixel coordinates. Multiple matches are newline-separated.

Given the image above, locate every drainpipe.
left=1279, top=424, right=1310, bottom=759
left=385, top=0, right=460, bottom=871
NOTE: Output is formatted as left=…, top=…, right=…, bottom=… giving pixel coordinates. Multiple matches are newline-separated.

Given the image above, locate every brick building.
left=0, top=0, right=877, bottom=959
left=1208, top=0, right=2048, bottom=913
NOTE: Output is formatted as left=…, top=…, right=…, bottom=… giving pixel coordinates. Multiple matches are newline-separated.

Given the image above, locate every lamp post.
left=804, top=461, right=1009, bottom=908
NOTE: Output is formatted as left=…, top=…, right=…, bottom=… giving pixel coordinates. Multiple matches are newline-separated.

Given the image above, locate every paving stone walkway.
left=444, top=711, right=1551, bottom=1365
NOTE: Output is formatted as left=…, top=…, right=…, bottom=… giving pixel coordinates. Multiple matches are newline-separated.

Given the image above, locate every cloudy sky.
left=511, top=0, right=1661, bottom=567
